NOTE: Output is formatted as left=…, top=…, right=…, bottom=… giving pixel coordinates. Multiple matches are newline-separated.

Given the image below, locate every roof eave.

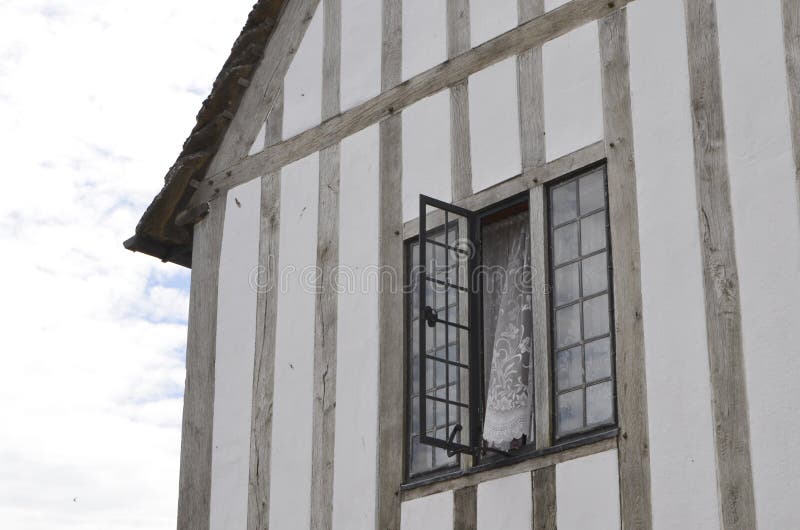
left=123, top=0, right=289, bottom=268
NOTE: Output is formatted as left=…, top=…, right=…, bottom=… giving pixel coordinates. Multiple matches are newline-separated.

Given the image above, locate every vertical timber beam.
left=518, top=0, right=546, bottom=173
left=453, top=485, right=478, bottom=530
left=532, top=466, right=557, bottom=530
left=376, top=0, right=403, bottom=528
left=782, top=0, right=800, bottom=217
left=311, top=1, right=342, bottom=528
left=177, top=196, right=226, bottom=530
left=448, top=0, right=473, bottom=201
left=520, top=2, right=555, bottom=527
left=246, top=89, right=284, bottom=530
left=598, top=9, right=653, bottom=530
left=683, top=1, right=757, bottom=528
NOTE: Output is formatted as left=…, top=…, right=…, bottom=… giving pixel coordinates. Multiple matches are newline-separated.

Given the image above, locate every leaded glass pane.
left=549, top=167, right=616, bottom=439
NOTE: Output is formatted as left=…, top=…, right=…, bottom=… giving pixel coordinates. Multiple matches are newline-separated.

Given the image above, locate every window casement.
left=405, top=165, right=617, bottom=480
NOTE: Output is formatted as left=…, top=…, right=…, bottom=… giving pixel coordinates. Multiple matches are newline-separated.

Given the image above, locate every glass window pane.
left=425, top=315, right=434, bottom=352
left=436, top=399, right=448, bottom=427
left=411, top=356, right=419, bottom=394
left=410, top=435, right=432, bottom=475
left=548, top=168, right=616, bottom=441
left=426, top=398, right=434, bottom=430
left=585, top=337, right=612, bottom=382
left=425, top=359, right=434, bottom=391
left=448, top=383, right=459, bottom=403
left=579, top=170, right=605, bottom=214
left=556, top=303, right=581, bottom=348
left=447, top=342, right=458, bottom=363
left=412, top=318, right=420, bottom=351
left=583, top=294, right=610, bottom=339
left=556, top=346, right=583, bottom=391
left=411, top=396, right=420, bottom=433
left=447, top=302, right=457, bottom=324
left=551, top=180, right=578, bottom=225
left=581, top=252, right=608, bottom=297
left=586, top=381, right=614, bottom=426
left=580, top=211, right=606, bottom=256
left=449, top=403, right=460, bottom=428
left=553, top=222, right=579, bottom=265
left=557, top=389, right=584, bottom=436
left=434, top=281, right=446, bottom=310
left=435, top=359, right=447, bottom=386
left=554, top=262, right=580, bottom=306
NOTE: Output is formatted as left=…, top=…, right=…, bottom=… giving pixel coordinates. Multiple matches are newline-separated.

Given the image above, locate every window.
left=405, top=165, right=616, bottom=480
left=549, top=169, right=616, bottom=438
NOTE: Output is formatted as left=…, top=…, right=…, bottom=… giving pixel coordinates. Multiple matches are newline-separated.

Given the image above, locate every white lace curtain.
left=482, top=214, right=533, bottom=451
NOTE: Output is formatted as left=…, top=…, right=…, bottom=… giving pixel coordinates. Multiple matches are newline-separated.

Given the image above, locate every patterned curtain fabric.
left=482, top=214, right=533, bottom=451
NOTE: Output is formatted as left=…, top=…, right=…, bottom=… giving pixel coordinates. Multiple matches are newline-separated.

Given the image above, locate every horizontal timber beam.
left=178, top=0, right=633, bottom=225
left=403, top=140, right=605, bottom=239
left=400, top=434, right=616, bottom=503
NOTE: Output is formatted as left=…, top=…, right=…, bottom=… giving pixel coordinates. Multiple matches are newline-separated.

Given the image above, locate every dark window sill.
left=400, top=427, right=618, bottom=493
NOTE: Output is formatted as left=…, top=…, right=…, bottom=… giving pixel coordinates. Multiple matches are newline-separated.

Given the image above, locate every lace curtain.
left=482, top=213, right=533, bottom=451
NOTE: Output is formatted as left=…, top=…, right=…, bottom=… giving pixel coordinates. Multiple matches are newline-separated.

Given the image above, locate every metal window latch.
left=423, top=306, right=437, bottom=328
left=446, top=425, right=464, bottom=457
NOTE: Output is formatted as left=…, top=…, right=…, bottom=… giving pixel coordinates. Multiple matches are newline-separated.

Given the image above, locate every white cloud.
left=0, top=0, right=256, bottom=527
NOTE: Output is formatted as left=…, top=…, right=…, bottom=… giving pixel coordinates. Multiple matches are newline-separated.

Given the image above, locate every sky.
left=0, top=0, right=256, bottom=527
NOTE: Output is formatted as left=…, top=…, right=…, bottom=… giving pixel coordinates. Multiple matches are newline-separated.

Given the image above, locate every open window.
left=406, top=165, right=617, bottom=480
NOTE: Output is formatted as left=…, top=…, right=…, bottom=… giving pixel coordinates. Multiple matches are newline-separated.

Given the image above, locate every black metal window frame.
left=418, top=196, right=480, bottom=458
left=403, top=163, right=619, bottom=485
left=546, top=165, right=619, bottom=442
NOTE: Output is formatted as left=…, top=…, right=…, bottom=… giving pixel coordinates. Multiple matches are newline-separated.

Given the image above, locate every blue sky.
left=0, top=0, right=254, bottom=527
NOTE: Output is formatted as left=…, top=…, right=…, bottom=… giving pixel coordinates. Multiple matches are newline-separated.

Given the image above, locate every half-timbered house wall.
left=145, top=0, right=800, bottom=528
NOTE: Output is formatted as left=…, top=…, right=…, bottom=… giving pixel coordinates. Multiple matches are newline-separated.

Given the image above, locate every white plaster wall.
left=401, top=491, right=454, bottom=530
left=402, top=90, right=451, bottom=222
left=341, top=0, right=381, bottom=111
left=402, top=0, right=446, bottom=81
left=331, top=124, right=381, bottom=530
left=268, top=153, right=320, bottom=530
left=469, top=57, right=522, bottom=193
left=627, top=2, right=721, bottom=528
left=477, top=472, right=532, bottom=530
left=545, top=0, right=570, bottom=11
left=208, top=178, right=262, bottom=530
left=556, top=450, right=620, bottom=530
left=470, top=0, right=517, bottom=47
left=716, top=2, right=800, bottom=528
left=249, top=120, right=267, bottom=156
left=542, top=22, right=603, bottom=161
left=283, top=2, right=324, bottom=139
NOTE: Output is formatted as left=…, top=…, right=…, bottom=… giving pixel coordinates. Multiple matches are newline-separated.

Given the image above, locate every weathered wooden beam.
left=246, top=87, right=283, bottom=530
left=177, top=196, right=226, bottom=530
left=401, top=434, right=616, bottom=502
left=598, top=9, right=653, bottom=530
left=403, top=140, right=605, bottom=239
left=181, top=0, right=633, bottom=221
left=204, top=0, right=322, bottom=179
left=518, top=0, right=546, bottom=172
left=518, top=0, right=549, bottom=453
left=782, top=0, right=800, bottom=213
left=309, top=2, right=341, bottom=528
left=376, top=0, right=403, bottom=527
left=529, top=187, right=552, bottom=448
left=683, top=0, right=757, bottom=527
left=521, top=0, right=556, bottom=507
left=452, top=485, right=477, bottom=530
left=532, top=466, right=556, bottom=530
left=448, top=0, right=472, bottom=202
